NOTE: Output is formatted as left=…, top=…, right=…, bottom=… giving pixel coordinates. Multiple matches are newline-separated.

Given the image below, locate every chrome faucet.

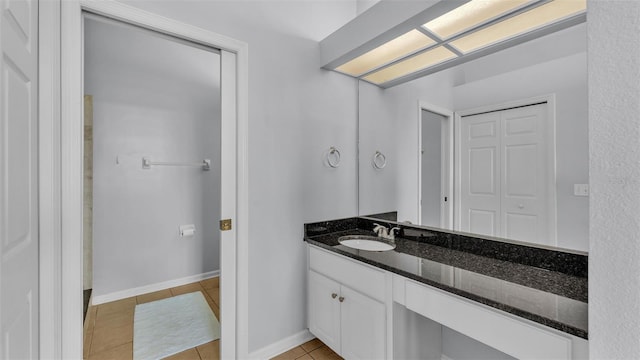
left=373, top=223, right=401, bottom=240
left=373, top=223, right=387, bottom=237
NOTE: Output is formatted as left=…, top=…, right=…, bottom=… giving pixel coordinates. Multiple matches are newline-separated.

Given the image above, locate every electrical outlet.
left=573, top=184, right=589, bottom=197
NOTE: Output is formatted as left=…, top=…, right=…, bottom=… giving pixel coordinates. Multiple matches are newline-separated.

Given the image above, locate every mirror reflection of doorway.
left=419, top=107, right=452, bottom=229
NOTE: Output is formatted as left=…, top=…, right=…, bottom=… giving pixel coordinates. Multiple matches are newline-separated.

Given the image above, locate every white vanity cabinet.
left=306, top=243, right=588, bottom=360
left=308, top=246, right=387, bottom=359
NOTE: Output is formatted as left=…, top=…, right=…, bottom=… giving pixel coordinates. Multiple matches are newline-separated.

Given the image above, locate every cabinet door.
left=340, top=285, right=386, bottom=360
left=308, top=270, right=341, bottom=353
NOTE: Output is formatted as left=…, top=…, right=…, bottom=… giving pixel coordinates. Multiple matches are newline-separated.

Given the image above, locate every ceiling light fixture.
left=422, top=0, right=533, bottom=40
left=335, top=29, right=436, bottom=77
left=324, top=0, right=587, bottom=88
left=363, top=46, right=457, bottom=85
left=450, top=0, right=587, bottom=54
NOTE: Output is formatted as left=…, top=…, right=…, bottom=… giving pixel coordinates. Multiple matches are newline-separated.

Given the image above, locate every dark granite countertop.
left=304, top=218, right=588, bottom=339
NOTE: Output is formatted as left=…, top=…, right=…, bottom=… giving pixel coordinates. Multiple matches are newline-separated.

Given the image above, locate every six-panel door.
left=459, top=103, right=551, bottom=245
left=1, top=0, right=40, bottom=358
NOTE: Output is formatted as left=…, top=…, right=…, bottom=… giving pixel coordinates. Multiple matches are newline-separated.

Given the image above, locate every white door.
left=219, top=50, right=238, bottom=359
left=460, top=104, right=549, bottom=244
left=501, top=105, right=548, bottom=243
left=339, top=285, right=386, bottom=360
left=308, top=271, right=341, bottom=353
left=460, top=111, right=501, bottom=237
left=1, top=0, right=39, bottom=358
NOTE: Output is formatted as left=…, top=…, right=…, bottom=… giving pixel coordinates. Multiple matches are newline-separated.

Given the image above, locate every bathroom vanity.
left=304, top=217, right=588, bottom=360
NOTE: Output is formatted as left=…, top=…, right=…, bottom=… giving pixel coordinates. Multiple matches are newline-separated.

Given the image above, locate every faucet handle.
left=389, top=227, right=401, bottom=239
left=373, top=223, right=388, bottom=237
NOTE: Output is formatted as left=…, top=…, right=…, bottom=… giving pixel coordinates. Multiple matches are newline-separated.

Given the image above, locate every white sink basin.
left=338, top=235, right=396, bottom=251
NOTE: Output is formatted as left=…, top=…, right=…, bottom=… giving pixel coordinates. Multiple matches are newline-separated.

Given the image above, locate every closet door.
left=500, top=104, right=548, bottom=244
left=459, top=112, right=501, bottom=237
left=460, top=103, right=549, bottom=244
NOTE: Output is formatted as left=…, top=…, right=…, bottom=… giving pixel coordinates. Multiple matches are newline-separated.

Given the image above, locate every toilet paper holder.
left=179, top=224, right=196, bottom=237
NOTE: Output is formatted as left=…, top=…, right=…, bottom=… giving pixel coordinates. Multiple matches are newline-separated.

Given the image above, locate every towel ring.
left=327, top=147, right=341, bottom=168
left=372, top=150, right=386, bottom=169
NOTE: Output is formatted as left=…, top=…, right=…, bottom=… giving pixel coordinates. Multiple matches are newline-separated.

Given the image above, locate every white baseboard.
left=441, top=354, right=454, bottom=360
left=248, top=329, right=315, bottom=360
left=91, top=270, right=220, bottom=305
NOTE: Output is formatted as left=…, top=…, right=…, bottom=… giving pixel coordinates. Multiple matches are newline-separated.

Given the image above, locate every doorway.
left=39, top=2, right=248, bottom=358
left=82, top=13, right=223, bottom=358
left=418, top=103, right=453, bottom=229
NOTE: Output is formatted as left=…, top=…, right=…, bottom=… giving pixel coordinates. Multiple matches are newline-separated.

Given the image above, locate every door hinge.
left=220, top=219, right=232, bottom=231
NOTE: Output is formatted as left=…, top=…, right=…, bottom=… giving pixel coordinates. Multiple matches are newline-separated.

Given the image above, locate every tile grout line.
left=195, top=344, right=205, bottom=360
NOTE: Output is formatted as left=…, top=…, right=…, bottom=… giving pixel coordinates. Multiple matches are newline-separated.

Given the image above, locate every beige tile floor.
left=270, top=338, right=343, bottom=360
left=83, top=277, right=221, bottom=360
left=84, top=277, right=339, bottom=360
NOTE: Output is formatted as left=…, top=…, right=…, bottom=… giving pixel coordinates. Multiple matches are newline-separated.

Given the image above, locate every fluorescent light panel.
left=450, top=0, right=586, bottom=54
left=335, top=29, right=435, bottom=77
left=332, top=0, right=586, bottom=86
left=423, top=0, right=533, bottom=40
left=363, top=46, right=457, bottom=84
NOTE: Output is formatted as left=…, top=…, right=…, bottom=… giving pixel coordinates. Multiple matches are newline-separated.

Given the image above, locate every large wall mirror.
left=358, top=22, right=588, bottom=253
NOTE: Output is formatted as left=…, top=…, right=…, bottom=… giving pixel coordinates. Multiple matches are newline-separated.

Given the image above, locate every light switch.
left=574, top=184, right=589, bottom=197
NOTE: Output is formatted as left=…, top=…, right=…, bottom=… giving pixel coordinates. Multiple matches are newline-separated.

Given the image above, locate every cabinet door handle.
left=331, top=293, right=338, bottom=299
left=338, top=296, right=345, bottom=303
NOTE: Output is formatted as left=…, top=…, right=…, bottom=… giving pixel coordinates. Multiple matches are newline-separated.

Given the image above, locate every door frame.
left=454, top=94, right=557, bottom=245
left=417, top=101, right=454, bottom=230
left=38, top=1, right=250, bottom=358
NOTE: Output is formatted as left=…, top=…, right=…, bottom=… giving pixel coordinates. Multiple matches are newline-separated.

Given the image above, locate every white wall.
left=118, top=0, right=359, bottom=352
left=358, top=81, right=397, bottom=216
left=356, top=0, right=380, bottom=15
left=85, top=18, right=222, bottom=297
left=588, top=1, right=640, bottom=358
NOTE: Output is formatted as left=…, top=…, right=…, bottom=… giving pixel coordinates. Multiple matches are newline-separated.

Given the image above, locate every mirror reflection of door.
left=458, top=102, right=554, bottom=245
left=420, top=109, right=448, bottom=228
